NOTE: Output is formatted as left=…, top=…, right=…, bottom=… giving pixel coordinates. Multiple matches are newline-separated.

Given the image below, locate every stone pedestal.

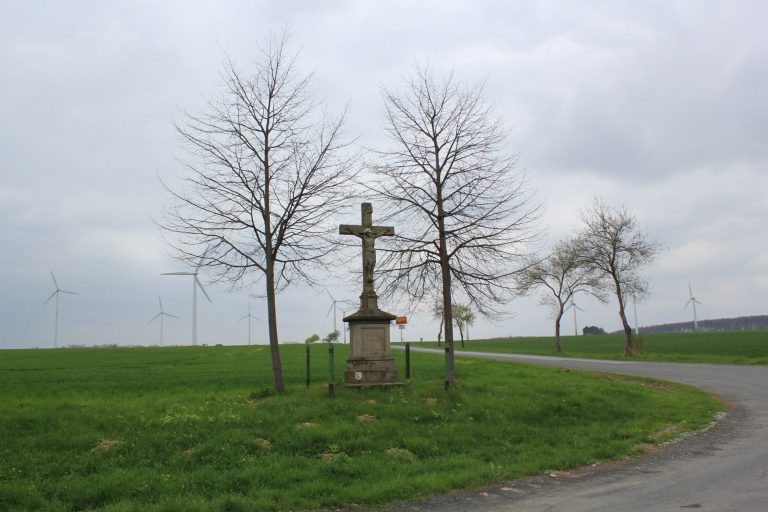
left=343, top=292, right=401, bottom=387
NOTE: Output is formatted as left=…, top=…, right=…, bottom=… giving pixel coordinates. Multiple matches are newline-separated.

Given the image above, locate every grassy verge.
left=0, top=344, right=722, bottom=511
left=449, top=330, right=768, bottom=364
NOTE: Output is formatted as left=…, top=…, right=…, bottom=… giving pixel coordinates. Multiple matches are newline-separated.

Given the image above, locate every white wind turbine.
left=684, top=282, right=703, bottom=333
left=239, top=302, right=259, bottom=345
left=633, top=297, right=640, bottom=335
left=566, top=293, right=585, bottom=336
left=162, top=256, right=211, bottom=345
left=44, top=271, right=78, bottom=348
left=326, top=290, right=340, bottom=338
left=148, top=296, right=178, bottom=346
left=341, top=307, right=351, bottom=344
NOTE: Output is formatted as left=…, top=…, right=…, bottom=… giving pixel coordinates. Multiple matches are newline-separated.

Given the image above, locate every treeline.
left=65, top=344, right=152, bottom=349
left=629, top=315, right=768, bottom=334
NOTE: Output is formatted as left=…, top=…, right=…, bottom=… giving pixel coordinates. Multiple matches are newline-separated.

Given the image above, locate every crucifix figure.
left=339, top=203, right=394, bottom=309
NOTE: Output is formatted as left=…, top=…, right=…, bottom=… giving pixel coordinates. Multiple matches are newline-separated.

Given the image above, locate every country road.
left=393, top=348, right=768, bottom=512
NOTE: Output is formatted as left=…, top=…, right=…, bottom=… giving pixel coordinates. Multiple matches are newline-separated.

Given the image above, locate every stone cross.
left=339, top=203, right=394, bottom=306
left=339, top=203, right=400, bottom=387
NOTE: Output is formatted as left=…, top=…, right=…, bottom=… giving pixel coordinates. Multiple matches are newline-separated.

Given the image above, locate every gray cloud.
left=1, top=1, right=766, bottom=348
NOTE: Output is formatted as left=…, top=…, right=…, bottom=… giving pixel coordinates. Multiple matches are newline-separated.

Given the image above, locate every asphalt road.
left=393, top=348, right=768, bottom=512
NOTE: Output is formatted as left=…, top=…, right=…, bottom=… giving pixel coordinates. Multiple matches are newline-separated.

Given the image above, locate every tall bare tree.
left=371, top=66, right=539, bottom=388
left=578, top=198, right=659, bottom=355
left=516, top=238, right=605, bottom=352
left=163, top=34, right=356, bottom=392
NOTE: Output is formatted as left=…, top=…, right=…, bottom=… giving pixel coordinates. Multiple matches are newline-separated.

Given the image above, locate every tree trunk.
left=432, top=152, right=456, bottom=388
left=441, top=265, right=455, bottom=388
left=437, top=214, right=455, bottom=387
left=265, top=257, right=285, bottom=392
left=614, top=278, right=634, bottom=355
left=618, top=299, right=633, bottom=355
left=263, top=135, right=284, bottom=392
left=554, top=308, right=563, bottom=353
left=436, top=316, right=443, bottom=347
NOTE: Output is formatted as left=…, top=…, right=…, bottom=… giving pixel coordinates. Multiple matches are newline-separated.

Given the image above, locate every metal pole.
left=405, top=343, right=411, bottom=379
left=633, top=299, right=640, bottom=335
left=575, top=305, right=578, bottom=336
left=328, top=344, right=335, bottom=398
left=573, top=299, right=578, bottom=336
left=54, top=292, right=59, bottom=348
left=693, top=301, right=699, bottom=333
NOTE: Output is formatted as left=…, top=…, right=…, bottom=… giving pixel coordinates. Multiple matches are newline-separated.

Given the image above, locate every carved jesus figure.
left=339, top=203, right=394, bottom=297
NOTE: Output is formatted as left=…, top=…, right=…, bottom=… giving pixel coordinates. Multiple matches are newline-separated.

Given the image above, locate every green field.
left=452, top=330, right=768, bottom=364
left=1, top=344, right=722, bottom=511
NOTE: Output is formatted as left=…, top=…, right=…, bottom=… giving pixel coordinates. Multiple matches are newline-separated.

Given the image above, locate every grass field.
left=451, top=330, right=768, bottom=364
left=0, top=344, right=722, bottom=511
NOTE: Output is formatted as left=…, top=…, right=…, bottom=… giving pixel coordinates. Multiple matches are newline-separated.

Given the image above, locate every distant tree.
left=452, top=304, right=476, bottom=348
left=371, top=65, right=540, bottom=388
left=323, top=330, right=340, bottom=343
left=163, top=33, right=356, bottom=392
left=305, top=334, right=320, bottom=344
left=578, top=198, right=660, bottom=355
left=516, top=238, right=605, bottom=353
left=636, top=314, right=768, bottom=334
left=583, top=325, right=607, bottom=336
left=431, top=297, right=444, bottom=347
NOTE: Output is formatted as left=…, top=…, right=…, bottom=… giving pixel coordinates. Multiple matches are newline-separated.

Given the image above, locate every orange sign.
left=395, top=316, right=408, bottom=325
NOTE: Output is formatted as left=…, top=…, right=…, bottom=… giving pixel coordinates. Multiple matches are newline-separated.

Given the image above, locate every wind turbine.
left=148, top=296, right=177, bottom=346
left=162, top=256, right=211, bottom=345
left=326, top=290, right=340, bottom=337
left=633, top=297, right=640, bottom=335
left=342, top=308, right=349, bottom=344
left=239, top=302, right=259, bottom=345
left=567, top=294, right=585, bottom=336
left=44, top=271, right=78, bottom=348
left=684, top=282, right=703, bottom=333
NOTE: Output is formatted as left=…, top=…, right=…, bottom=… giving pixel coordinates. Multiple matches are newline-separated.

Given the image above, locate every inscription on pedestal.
left=361, top=326, right=385, bottom=353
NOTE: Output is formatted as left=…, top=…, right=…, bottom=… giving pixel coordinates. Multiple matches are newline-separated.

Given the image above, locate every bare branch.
left=369, top=64, right=541, bottom=386
left=162, top=32, right=358, bottom=391
left=516, top=237, right=607, bottom=352
left=578, top=197, right=661, bottom=355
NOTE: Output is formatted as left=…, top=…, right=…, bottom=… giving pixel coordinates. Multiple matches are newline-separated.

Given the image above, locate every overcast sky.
left=2, top=0, right=766, bottom=349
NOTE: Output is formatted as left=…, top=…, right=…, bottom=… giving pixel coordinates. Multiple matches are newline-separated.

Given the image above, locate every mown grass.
left=452, top=330, right=768, bottom=364
left=0, top=344, right=722, bottom=511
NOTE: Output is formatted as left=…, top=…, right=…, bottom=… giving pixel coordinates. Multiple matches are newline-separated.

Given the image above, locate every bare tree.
left=163, top=34, right=356, bottom=392
left=452, top=304, right=475, bottom=348
left=516, top=238, right=605, bottom=353
left=431, top=300, right=476, bottom=348
left=371, top=66, right=540, bottom=387
left=578, top=198, right=660, bottom=355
